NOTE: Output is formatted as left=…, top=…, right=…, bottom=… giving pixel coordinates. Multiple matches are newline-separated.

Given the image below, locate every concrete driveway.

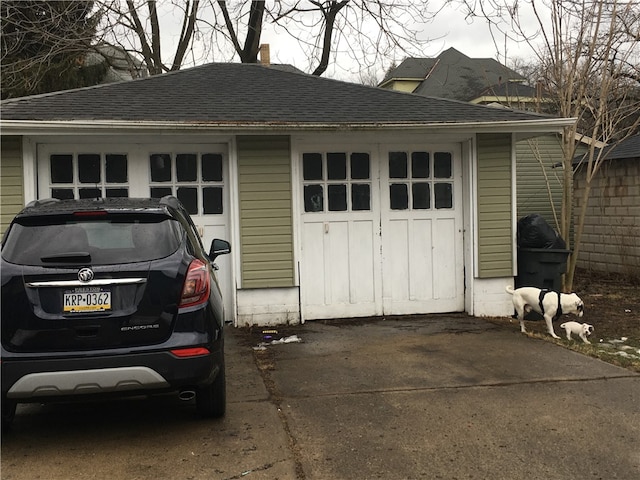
left=239, top=314, right=640, bottom=480
left=2, top=314, right=638, bottom=480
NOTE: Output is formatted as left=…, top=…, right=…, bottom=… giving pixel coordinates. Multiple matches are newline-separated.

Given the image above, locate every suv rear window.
left=2, top=216, right=182, bottom=266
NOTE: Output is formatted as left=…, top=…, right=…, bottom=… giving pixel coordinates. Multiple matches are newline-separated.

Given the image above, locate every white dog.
left=505, top=286, right=585, bottom=339
left=560, top=321, right=594, bottom=344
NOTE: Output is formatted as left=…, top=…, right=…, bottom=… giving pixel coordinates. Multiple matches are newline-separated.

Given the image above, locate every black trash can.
left=515, top=247, right=570, bottom=291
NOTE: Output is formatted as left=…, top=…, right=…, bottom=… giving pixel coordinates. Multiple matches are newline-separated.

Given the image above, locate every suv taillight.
left=179, top=259, right=210, bottom=308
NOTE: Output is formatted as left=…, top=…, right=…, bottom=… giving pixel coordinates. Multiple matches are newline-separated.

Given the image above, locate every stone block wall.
left=573, top=158, right=640, bottom=278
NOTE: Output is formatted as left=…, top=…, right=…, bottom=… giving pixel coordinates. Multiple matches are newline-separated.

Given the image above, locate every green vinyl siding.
left=515, top=134, right=564, bottom=230
left=477, top=133, right=513, bottom=277
left=237, top=136, right=294, bottom=288
left=1, top=136, right=24, bottom=235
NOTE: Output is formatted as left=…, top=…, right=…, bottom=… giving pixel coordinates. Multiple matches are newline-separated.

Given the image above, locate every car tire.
left=2, top=397, right=16, bottom=433
left=196, top=362, right=226, bottom=418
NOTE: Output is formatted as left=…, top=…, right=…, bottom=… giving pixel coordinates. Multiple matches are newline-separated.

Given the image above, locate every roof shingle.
left=1, top=62, right=555, bottom=126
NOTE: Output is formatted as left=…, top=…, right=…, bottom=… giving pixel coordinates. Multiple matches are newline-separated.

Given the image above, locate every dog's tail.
left=560, top=322, right=567, bottom=328
left=505, top=286, right=515, bottom=295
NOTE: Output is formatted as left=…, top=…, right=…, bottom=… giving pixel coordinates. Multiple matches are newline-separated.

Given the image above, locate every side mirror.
left=209, top=239, right=231, bottom=260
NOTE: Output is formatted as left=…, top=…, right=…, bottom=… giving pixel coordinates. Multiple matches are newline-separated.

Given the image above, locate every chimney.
left=259, top=44, right=270, bottom=65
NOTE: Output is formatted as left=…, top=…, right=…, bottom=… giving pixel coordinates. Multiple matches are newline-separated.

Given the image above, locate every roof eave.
left=0, top=118, right=577, bottom=136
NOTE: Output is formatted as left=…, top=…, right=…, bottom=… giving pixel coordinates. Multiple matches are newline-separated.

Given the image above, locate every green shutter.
left=237, top=136, right=295, bottom=288
left=1, top=136, right=24, bottom=235
left=477, top=133, right=513, bottom=278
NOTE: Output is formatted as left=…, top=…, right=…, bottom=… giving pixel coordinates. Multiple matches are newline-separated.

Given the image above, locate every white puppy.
left=505, top=286, right=585, bottom=339
left=560, top=321, right=594, bottom=344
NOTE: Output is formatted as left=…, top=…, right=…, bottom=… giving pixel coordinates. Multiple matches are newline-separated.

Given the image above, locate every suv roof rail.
left=25, top=198, right=60, bottom=208
left=159, top=195, right=181, bottom=209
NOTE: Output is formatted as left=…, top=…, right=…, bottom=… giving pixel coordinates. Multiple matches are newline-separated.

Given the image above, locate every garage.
left=299, top=142, right=464, bottom=320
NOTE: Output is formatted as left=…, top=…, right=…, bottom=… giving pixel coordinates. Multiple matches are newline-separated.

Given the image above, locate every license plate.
left=64, top=288, right=111, bottom=312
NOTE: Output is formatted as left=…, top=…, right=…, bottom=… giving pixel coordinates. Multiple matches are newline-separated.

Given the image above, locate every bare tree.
left=457, top=0, right=640, bottom=290
left=96, top=0, right=437, bottom=79
left=1, top=1, right=105, bottom=98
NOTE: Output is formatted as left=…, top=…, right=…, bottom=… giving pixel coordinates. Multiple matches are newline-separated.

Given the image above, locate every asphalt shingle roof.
left=0, top=62, right=554, bottom=126
left=412, top=48, right=525, bottom=101
left=574, top=134, right=640, bottom=164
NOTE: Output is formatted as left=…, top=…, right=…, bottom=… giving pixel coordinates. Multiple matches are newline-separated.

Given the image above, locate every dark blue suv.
left=1, top=196, right=231, bottom=431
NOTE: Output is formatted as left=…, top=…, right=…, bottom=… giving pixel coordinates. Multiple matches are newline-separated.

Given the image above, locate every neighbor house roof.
left=381, top=47, right=526, bottom=102
left=573, top=134, right=640, bottom=165
left=474, top=82, right=546, bottom=101
left=1, top=62, right=571, bottom=132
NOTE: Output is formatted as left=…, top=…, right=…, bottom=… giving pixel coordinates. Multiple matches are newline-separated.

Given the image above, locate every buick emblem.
left=78, top=268, right=94, bottom=283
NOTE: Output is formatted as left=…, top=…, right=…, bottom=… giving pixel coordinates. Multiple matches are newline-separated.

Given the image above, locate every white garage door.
left=37, top=142, right=234, bottom=321
left=300, top=144, right=464, bottom=320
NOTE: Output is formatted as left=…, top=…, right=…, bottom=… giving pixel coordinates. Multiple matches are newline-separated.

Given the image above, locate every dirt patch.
left=491, top=268, right=640, bottom=372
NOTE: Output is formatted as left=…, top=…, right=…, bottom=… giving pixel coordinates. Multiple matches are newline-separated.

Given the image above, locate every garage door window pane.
left=106, top=188, right=128, bottom=198
left=52, top=188, right=74, bottom=200
left=203, top=187, right=223, bottom=214
left=79, top=187, right=101, bottom=199
left=389, top=152, right=408, bottom=178
left=328, top=184, right=347, bottom=211
left=78, top=154, right=101, bottom=183
left=151, top=187, right=173, bottom=198
left=390, top=183, right=408, bottom=210
left=177, top=154, right=197, bottom=182
left=351, top=153, right=370, bottom=179
left=303, top=153, right=323, bottom=180
left=412, top=152, right=430, bottom=178
left=327, top=153, right=347, bottom=180
left=50, top=155, right=74, bottom=183
left=434, top=152, right=452, bottom=178
left=177, top=187, right=198, bottom=214
left=106, top=154, right=127, bottom=183
left=435, top=183, right=453, bottom=209
left=413, top=183, right=430, bottom=209
left=202, top=154, right=223, bottom=181
left=352, top=184, right=370, bottom=211
left=150, top=154, right=172, bottom=182
left=304, top=185, right=323, bottom=212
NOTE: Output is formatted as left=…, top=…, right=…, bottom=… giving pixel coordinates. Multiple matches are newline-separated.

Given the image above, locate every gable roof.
left=0, top=62, right=570, bottom=132
left=381, top=47, right=526, bottom=101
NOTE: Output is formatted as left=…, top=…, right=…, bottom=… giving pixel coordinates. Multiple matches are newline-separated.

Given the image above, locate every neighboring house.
left=84, top=44, right=149, bottom=84
left=0, top=62, right=573, bottom=326
left=381, top=48, right=566, bottom=233
left=379, top=47, right=531, bottom=105
left=573, top=134, right=640, bottom=277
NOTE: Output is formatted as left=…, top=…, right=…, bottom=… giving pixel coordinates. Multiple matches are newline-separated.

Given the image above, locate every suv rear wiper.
left=41, top=252, right=92, bottom=263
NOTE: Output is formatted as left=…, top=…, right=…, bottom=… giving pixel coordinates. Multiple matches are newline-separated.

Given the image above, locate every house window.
left=302, top=152, right=371, bottom=213
left=49, top=153, right=129, bottom=200
left=388, top=150, right=453, bottom=210
left=149, top=152, right=224, bottom=215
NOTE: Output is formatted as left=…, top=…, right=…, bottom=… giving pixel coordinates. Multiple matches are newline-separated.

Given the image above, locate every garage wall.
left=515, top=134, right=564, bottom=229
left=476, top=133, right=513, bottom=278
left=237, top=135, right=295, bottom=288
left=574, top=157, right=640, bottom=278
left=1, top=136, right=24, bottom=235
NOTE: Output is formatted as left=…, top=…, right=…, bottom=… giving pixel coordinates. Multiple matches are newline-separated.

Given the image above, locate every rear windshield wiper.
left=41, top=252, right=92, bottom=263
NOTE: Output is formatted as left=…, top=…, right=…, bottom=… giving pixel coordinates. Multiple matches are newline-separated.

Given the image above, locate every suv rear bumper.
left=2, top=348, right=222, bottom=401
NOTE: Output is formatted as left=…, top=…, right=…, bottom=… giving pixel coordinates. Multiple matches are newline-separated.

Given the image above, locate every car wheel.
left=196, top=362, right=226, bottom=418
left=2, top=397, right=16, bottom=433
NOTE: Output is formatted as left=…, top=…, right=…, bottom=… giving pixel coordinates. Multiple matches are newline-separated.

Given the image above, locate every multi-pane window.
left=302, top=152, right=371, bottom=213
left=388, top=150, right=453, bottom=210
left=49, top=153, right=129, bottom=200
left=149, top=152, right=224, bottom=215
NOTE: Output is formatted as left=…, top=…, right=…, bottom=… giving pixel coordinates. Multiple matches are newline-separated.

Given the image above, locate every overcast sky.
left=258, top=2, right=538, bottom=83
left=156, top=1, right=540, bottom=83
